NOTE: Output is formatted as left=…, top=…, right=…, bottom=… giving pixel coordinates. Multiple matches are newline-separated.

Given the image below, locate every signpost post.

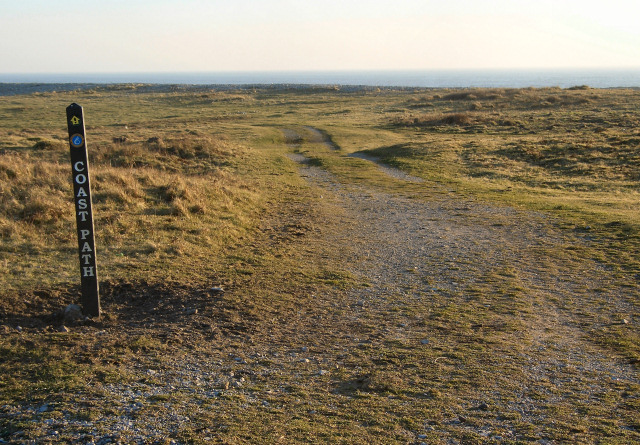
left=66, top=103, right=100, bottom=317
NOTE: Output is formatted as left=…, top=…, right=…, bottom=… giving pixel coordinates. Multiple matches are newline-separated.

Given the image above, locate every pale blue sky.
left=1, top=0, right=639, bottom=73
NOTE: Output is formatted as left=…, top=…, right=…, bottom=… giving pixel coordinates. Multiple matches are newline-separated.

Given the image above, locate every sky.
left=1, top=0, right=639, bottom=73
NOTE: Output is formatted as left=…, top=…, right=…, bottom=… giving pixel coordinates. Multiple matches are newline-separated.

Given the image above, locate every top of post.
left=66, top=103, right=84, bottom=129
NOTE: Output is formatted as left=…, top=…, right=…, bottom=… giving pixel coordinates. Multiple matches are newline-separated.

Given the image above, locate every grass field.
left=0, top=85, right=639, bottom=443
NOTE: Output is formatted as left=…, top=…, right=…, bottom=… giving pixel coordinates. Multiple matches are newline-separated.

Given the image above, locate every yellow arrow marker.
left=70, top=116, right=80, bottom=126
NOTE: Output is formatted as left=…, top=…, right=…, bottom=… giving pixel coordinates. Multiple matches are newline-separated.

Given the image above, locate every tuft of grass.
left=0, top=155, right=70, bottom=233
left=393, top=112, right=478, bottom=127
left=32, top=139, right=66, bottom=151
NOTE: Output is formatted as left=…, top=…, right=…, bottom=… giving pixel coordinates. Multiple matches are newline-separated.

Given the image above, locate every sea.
left=1, top=69, right=639, bottom=89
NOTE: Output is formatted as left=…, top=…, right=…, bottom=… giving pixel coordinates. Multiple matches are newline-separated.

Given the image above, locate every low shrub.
left=393, top=112, right=479, bottom=128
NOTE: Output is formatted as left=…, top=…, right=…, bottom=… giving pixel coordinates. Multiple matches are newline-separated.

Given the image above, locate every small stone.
left=209, top=287, right=225, bottom=294
left=37, top=404, right=49, bottom=413
left=622, top=319, right=629, bottom=324
left=318, top=370, right=328, bottom=376
left=301, top=346, right=309, bottom=353
left=420, top=339, right=430, bottom=345
left=58, top=326, right=70, bottom=333
left=470, top=402, right=489, bottom=411
left=63, top=304, right=83, bottom=322
left=185, top=308, right=198, bottom=315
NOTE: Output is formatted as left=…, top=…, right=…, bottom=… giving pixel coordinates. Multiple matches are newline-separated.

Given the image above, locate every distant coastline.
left=1, top=69, right=639, bottom=90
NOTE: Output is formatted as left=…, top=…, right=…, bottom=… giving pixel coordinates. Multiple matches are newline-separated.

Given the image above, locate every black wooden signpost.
left=66, top=103, right=101, bottom=317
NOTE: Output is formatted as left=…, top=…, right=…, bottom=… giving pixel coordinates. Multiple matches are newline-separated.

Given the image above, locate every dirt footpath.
left=285, top=134, right=640, bottom=442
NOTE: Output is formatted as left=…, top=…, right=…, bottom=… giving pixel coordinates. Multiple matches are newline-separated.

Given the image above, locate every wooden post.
left=66, top=103, right=100, bottom=317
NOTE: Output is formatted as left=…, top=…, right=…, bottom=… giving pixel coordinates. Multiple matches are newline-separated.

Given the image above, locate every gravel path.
left=287, top=138, right=640, bottom=440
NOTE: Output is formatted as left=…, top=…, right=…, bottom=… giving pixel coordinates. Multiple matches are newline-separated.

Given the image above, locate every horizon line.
left=3, top=67, right=640, bottom=76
